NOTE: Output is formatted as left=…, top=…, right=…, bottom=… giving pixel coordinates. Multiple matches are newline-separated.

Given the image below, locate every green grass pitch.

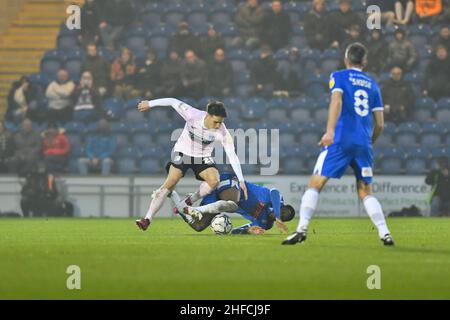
left=0, top=217, right=449, bottom=300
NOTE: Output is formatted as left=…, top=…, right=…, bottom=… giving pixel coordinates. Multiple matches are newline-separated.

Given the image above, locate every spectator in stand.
left=425, top=156, right=450, bottom=217
left=387, top=29, right=418, bottom=72
left=395, top=0, right=414, bottom=25
left=250, top=46, right=280, bottom=98
left=98, top=0, right=133, bottom=51
left=159, top=51, right=183, bottom=97
left=200, top=25, right=225, bottom=62
left=340, top=24, right=366, bottom=51
left=206, top=48, right=233, bottom=98
left=6, top=76, right=43, bottom=124
left=431, top=26, right=450, bottom=52
left=12, top=119, right=42, bottom=176
left=168, top=21, right=201, bottom=57
left=261, top=0, right=292, bottom=52
left=327, top=0, right=364, bottom=49
left=81, top=43, right=110, bottom=97
left=415, top=0, right=442, bottom=24
left=432, top=0, right=450, bottom=25
left=423, top=45, right=450, bottom=101
left=135, top=49, right=162, bottom=100
left=366, top=29, right=389, bottom=74
left=367, top=0, right=397, bottom=27
left=180, top=50, right=207, bottom=99
left=381, top=66, right=415, bottom=124
left=78, top=119, right=116, bottom=175
left=304, top=0, right=329, bottom=51
left=234, top=0, right=265, bottom=49
left=78, top=0, right=102, bottom=47
left=0, top=120, right=15, bottom=174
left=277, top=47, right=304, bottom=97
left=110, top=47, right=138, bottom=101
left=46, top=69, right=75, bottom=124
left=42, top=123, right=70, bottom=174
left=72, top=71, right=103, bottom=123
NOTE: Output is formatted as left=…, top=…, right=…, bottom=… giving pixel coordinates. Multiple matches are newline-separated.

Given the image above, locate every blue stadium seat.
left=111, top=122, right=130, bottom=134
left=302, top=49, right=321, bottom=73
left=132, top=133, right=153, bottom=148
left=117, top=158, right=137, bottom=174
left=57, top=35, right=79, bottom=52
left=64, top=59, right=82, bottom=80
left=41, top=50, right=62, bottom=77
left=380, top=147, right=404, bottom=174
left=291, top=108, right=312, bottom=123
left=409, top=24, right=432, bottom=48
left=164, top=11, right=185, bottom=28
left=430, top=147, right=450, bottom=159
left=436, top=98, right=450, bottom=123
left=187, top=11, right=208, bottom=28
left=299, top=123, right=321, bottom=146
left=282, top=157, right=307, bottom=174
left=266, top=107, right=289, bottom=123
left=104, top=98, right=125, bottom=121
left=313, top=107, right=328, bottom=123
left=64, top=122, right=86, bottom=134
left=279, top=131, right=297, bottom=146
left=67, top=133, right=83, bottom=149
left=70, top=145, right=85, bottom=158
left=414, top=97, right=435, bottom=122
left=116, top=146, right=141, bottom=160
left=141, top=12, right=162, bottom=28
left=210, top=11, right=232, bottom=27
left=28, top=72, right=50, bottom=89
left=113, top=133, right=129, bottom=149
left=404, top=147, right=429, bottom=175
left=396, top=122, right=420, bottom=147
left=126, top=27, right=148, bottom=56
left=148, top=35, right=169, bottom=58
left=125, top=109, right=146, bottom=123
left=420, top=123, right=443, bottom=147
left=140, top=159, right=163, bottom=174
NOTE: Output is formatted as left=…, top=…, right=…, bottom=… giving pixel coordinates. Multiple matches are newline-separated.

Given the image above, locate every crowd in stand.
left=1, top=0, right=450, bottom=176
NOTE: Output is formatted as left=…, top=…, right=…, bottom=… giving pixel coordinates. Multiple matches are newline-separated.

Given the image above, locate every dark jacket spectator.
left=304, top=0, right=330, bottom=51
left=250, top=47, right=280, bottom=97
left=81, top=43, right=110, bottom=96
left=168, top=22, right=201, bottom=57
left=98, top=0, right=133, bottom=51
left=110, top=47, right=138, bottom=100
left=78, top=0, right=102, bottom=47
left=135, top=49, right=162, bottom=99
left=387, top=29, right=418, bottom=71
left=159, top=51, right=183, bottom=97
left=12, top=119, right=42, bottom=176
left=277, top=47, right=304, bottom=97
left=261, top=1, right=292, bottom=51
left=327, top=0, right=364, bottom=48
left=78, top=119, right=116, bottom=176
left=367, top=30, right=389, bottom=74
left=235, top=0, right=265, bottom=48
left=431, top=26, right=450, bottom=52
left=200, top=26, right=226, bottom=62
left=340, top=24, right=366, bottom=51
left=46, top=69, right=75, bottom=124
left=0, top=121, right=15, bottom=173
left=425, top=157, right=450, bottom=217
left=6, top=77, right=43, bottom=124
left=206, top=48, right=233, bottom=98
left=423, top=45, right=450, bottom=101
left=42, top=124, right=70, bottom=174
left=180, top=50, right=207, bottom=99
left=381, top=67, right=415, bottom=124
left=72, top=71, right=103, bottom=123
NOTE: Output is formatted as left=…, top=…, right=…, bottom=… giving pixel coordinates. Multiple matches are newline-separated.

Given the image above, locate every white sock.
left=187, top=182, right=215, bottom=204
left=363, top=196, right=390, bottom=238
left=196, top=200, right=238, bottom=214
left=170, top=190, right=188, bottom=213
left=144, top=187, right=169, bottom=221
left=296, top=188, right=319, bottom=233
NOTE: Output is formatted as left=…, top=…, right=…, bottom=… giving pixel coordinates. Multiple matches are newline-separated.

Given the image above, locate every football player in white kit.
left=135, top=98, right=248, bottom=231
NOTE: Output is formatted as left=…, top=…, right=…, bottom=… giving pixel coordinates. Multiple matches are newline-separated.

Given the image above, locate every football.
left=210, top=214, right=232, bottom=235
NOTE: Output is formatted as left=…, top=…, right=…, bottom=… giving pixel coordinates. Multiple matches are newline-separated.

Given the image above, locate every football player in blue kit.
left=283, top=43, right=395, bottom=246
left=170, top=173, right=295, bottom=235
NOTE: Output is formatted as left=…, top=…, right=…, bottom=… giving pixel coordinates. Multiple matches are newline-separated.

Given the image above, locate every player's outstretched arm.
left=372, top=111, right=384, bottom=145
left=137, top=98, right=196, bottom=121
left=319, top=91, right=342, bottom=147
left=220, top=127, right=248, bottom=200
left=270, top=188, right=288, bottom=234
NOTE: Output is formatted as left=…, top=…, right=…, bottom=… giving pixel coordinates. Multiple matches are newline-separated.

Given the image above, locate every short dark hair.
left=281, top=204, right=295, bottom=222
left=345, top=42, right=367, bottom=66
left=206, top=101, right=227, bottom=118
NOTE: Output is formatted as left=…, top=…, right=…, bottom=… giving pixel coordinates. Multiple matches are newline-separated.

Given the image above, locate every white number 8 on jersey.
left=354, top=89, right=369, bottom=117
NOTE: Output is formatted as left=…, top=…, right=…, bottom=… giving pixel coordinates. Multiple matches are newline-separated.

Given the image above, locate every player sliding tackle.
left=283, top=43, right=394, bottom=246
left=135, top=99, right=248, bottom=231
left=170, top=173, right=295, bottom=235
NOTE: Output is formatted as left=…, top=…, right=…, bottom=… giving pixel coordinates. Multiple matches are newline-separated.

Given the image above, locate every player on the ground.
left=283, top=43, right=394, bottom=246
left=135, top=99, right=248, bottom=231
left=170, top=173, right=295, bottom=235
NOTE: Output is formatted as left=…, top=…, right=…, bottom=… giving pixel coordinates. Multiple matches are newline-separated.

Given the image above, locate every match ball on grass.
left=210, top=214, right=232, bottom=235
